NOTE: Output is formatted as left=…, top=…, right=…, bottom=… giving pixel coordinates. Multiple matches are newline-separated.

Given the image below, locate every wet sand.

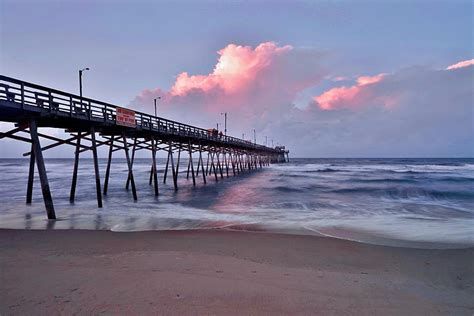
left=0, top=229, right=473, bottom=315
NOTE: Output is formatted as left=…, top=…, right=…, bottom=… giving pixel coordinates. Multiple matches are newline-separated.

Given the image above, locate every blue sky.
left=0, top=0, right=473, bottom=157
left=1, top=1, right=471, bottom=101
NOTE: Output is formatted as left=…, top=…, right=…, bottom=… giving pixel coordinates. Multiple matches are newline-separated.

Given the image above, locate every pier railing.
left=0, top=75, right=277, bottom=153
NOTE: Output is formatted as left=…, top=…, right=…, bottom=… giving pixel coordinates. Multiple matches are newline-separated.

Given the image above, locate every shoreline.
left=1, top=228, right=473, bottom=315
left=1, top=223, right=472, bottom=250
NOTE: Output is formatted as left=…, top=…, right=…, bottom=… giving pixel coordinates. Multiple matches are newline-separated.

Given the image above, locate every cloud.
left=170, top=42, right=292, bottom=96
left=314, top=58, right=473, bottom=112
left=446, top=58, right=474, bottom=70
left=301, top=63, right=473, bottom=156
left=313, top=74, right=386, bottom=110
left=131, top=42, right=327, bottom=131
left=131, top=44, right=473, bottom=157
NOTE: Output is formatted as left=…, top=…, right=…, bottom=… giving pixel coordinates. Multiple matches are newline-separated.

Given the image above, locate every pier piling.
left=29, top=119, right=56, bottom=219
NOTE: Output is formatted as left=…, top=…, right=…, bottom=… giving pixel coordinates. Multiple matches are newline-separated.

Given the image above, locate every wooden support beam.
left=151, top=137, right=159, bottom=196
left=22, top=133, right=90, bottom=156
left=186, top=153, right=191, bottom=180
left=149, top=139, right=155, bottom=185
left=216, top=151, right=224, bottom=179
left=29, top=120, right=56, bottom=219
left=222, top=153, right=226, bottom=177
left=103, top=135, right=114, bottom=195
left=188, top=142, right=196, bottom=186
left=37, top=131, right=87, bottom=148
left=79, top=135, right=126, bottom=154
left=234, top=153, right=239, bottom=174
left=196, top=149, right=201, bottom=177
left=231, top=153, right=236, bottom=176
left=126, top=137, right=137, bottom=190
left=199, top=145, right=206, bottom=184
left=170, top=142, right=178, bottom=191
left=0, top=126, right=25, bottom=140
left=205, top=152, right=210, bottom=176
left=0, top=132, right=32, bottom=143
left=69, top=132, right=82, bottom=203
left=122, top=133, right=137, bottom=200
left=149, top=165, right=153, bottom=185
left=210, top=151, right=218, bottom=182
left=90, top=127, right=103, bottom=208
left=208, top=152, right=213, bottom=178
left=26, top=143, right=35, bottom=204
left=224, top=153, right=229, bottom=177
left=238, top=154, right=242, bottom=173
left=163, top=142, right=172, bottom=184
left=173, top=147, right=181, bottom=190
left=235, top=154, right=239, bottom=173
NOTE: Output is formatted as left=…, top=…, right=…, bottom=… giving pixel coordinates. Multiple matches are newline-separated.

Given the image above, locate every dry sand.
left=0, top=229, right=473, bottom=315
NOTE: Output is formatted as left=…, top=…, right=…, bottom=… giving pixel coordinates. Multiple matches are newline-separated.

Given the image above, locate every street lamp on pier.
left=220, top=112, right=227, bottom=136
left=79, top=67, right=90, bottom=107
left=154, top=97, right=161, bottom=117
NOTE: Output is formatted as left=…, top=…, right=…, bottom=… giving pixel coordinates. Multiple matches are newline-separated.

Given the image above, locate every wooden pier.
left=0, top=75, right=289, bottom=219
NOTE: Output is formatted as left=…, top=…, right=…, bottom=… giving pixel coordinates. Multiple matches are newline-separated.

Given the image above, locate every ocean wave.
left=330, top=187, right=474, bottom=201
left=437, top=176, right=474, bottom=183
left=297, top=163, right=474, bottom=174
left=272, top=186, right=305, bottom=193
left=352, top=178, right=418, bottom=183
left=303, top=168, right=340, bottom=173
left=280, top=173, right=311, bottom=178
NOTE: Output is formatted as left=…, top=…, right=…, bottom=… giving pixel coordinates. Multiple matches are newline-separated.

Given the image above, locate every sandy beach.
left=0, top=229, right=473, bottom=315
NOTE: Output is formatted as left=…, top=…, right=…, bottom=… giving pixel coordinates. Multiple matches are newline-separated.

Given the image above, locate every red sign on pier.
left=116, top=107, right=136, bottom=127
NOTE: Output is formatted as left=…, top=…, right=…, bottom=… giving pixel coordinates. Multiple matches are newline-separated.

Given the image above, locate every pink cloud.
left=132, top=42, right=327, bottom=129
left=356, top=74, right=385, bottom=85
left=170, top=42, right=292, bottom=96
left=314, top=74, right=385, bottom=110
left=446, top=58, right=474, bottom=70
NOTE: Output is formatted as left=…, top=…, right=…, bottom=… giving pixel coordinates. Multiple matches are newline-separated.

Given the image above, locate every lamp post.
left=154, top=97, right=160, bottom=116
left=272, top=139, right=274, bottom=147
left=79, top=67, right=90, bottom=107
left=242, top=133, right=245, bottom=140
left=265, top=136, right=267, bottom=146
left=220, top=112, right=227, bottom=136
left=253, top=129, right=256, bottom=144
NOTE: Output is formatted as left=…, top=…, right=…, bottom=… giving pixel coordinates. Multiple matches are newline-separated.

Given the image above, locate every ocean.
left=0, top=158, right=473, bottom=248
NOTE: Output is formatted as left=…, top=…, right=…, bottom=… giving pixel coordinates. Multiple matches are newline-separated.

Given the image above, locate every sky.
left=0, top=0, right=473, bottom=158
